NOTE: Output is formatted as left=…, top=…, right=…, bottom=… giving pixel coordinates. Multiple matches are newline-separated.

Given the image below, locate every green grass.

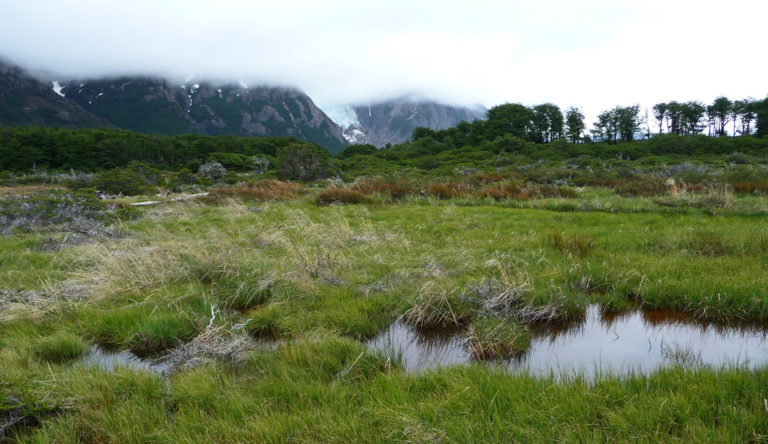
left=1, top=186, right=767, bottom=441
left=465, top=316, right=531, bottom=359
left=128, top=312, right=198, bottom=357
left=31, top=332, right=88, bottom=363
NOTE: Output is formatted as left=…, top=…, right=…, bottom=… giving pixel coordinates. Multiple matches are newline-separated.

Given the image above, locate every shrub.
left=208, top=152, right=250, bottom=170
left=481, top=184, right=530, bottom=200
left=316, top=188, right=369, bottom=205
left=614, top=177, right=669, bottom=197
left=733, top=182, right=768, bottom=195
left=427, top=182, right=472, bottom=199
left=352, top=179, right=416, bottom=199
left=277, top=143, right=332, bottom=181
left=537, top=185, right=578, bottom=198
left=173, top=168, right=197, bottom=185
left=198, top=161, right=227, bottom=180
left=94, top=168, right=148, bottom=195
left=224, top=171, right=240, bottom=185
left=249, top=157, right=270, bottom=174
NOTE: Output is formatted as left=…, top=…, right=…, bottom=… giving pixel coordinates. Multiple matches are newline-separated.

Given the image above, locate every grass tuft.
left=128, top=313, right=198, bottom=357
left=465, top=316, right=531, bottom=359
left=32, top=332, right=89, bottom=363
left=550, top=232, right=594, bottom=256
left=403, top=282, right=473, bottom=329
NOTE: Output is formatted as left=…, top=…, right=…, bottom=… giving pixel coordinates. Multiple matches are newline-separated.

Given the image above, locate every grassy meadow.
left=1, top=179, right=768, bottom=442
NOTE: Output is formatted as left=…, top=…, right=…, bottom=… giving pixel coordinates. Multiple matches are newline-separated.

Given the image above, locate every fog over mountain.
left=0, top=59, right=489, bottom=150
left=2, top=0, right=766, bottom=124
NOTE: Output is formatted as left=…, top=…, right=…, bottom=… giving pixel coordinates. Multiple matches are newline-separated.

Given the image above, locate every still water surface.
left=367, top=305, right=768, bottom=378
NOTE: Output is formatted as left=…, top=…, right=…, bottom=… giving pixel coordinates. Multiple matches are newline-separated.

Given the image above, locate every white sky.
left=1, top=0, right=766, bottom=122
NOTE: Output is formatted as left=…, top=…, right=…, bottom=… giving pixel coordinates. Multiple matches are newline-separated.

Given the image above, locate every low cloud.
left=1, top=0, right=766, bottom=121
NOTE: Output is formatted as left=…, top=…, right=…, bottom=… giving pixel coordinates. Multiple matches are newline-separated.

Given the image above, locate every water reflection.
left=367, top=305, right=768, bottom=378
left=78, top=345, right=170, bottom=374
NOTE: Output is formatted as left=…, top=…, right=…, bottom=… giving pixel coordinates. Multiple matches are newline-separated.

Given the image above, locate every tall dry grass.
left=206, top=180, right=303, bottom=203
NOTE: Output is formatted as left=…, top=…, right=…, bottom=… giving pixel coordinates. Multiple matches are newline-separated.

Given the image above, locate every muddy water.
left=367, top=305, right=768, bottom=378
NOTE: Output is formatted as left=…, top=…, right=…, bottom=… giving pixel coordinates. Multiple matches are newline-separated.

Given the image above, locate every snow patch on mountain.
left=322, top=105, right=360, bottom=128
left=51, top=81, right=65, bottom=97
left=319, top=105, right=368, bottom=144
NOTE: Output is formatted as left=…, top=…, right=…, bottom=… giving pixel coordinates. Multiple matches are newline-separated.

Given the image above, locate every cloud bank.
left=1, top=0, right=766, bottom=121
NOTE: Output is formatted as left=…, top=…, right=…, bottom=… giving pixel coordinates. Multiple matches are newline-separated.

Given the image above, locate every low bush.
left=316, top=188, right=369, bottom=205
left=427, top=182, right=472, bottom=199
left=733, top=182, right=768, bottom=195
left=352, top=179, right=416, bottom=199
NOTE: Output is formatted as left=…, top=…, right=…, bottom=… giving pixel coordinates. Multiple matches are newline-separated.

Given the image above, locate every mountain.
left=62, top=78, right=347, bottom=152
left=0, top=61, right=107, bottom=128
left=0, top=60, right=347, bottom=152
left=1, top=59, right=486, bottom=152
left=322, top=98, right=486, bottom=147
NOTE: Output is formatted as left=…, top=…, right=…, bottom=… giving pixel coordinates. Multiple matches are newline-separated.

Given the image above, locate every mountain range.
left=0, top=59, right=485, bottom=153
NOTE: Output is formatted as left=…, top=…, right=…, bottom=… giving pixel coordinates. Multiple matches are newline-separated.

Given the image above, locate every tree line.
left=0, top=127, right=314, bottom=172
left=415, top=96, right=768, bottom=146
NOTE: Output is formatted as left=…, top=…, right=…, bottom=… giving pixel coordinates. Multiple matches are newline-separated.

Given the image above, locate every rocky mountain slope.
left=62, top=78, right=347, bottom=151
left=1, top=59, right=486, bottom=152
left=323, top=98, right=486, bottom=147
left=0, top=60, right=347, bottom=152
left=0, top=61, right=107, bottom=128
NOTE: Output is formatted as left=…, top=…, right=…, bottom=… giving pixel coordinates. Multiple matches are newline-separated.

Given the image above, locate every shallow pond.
left=367, top=305, right=768, bottom=378
left=78, top=346, right=170, bottom=374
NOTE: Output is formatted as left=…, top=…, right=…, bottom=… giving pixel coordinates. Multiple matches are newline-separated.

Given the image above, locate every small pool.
left=367, top=305, right=768, bottom=378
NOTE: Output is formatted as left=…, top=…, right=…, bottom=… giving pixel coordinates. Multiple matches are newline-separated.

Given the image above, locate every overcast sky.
left=2, top=0, right=766, bottom=120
